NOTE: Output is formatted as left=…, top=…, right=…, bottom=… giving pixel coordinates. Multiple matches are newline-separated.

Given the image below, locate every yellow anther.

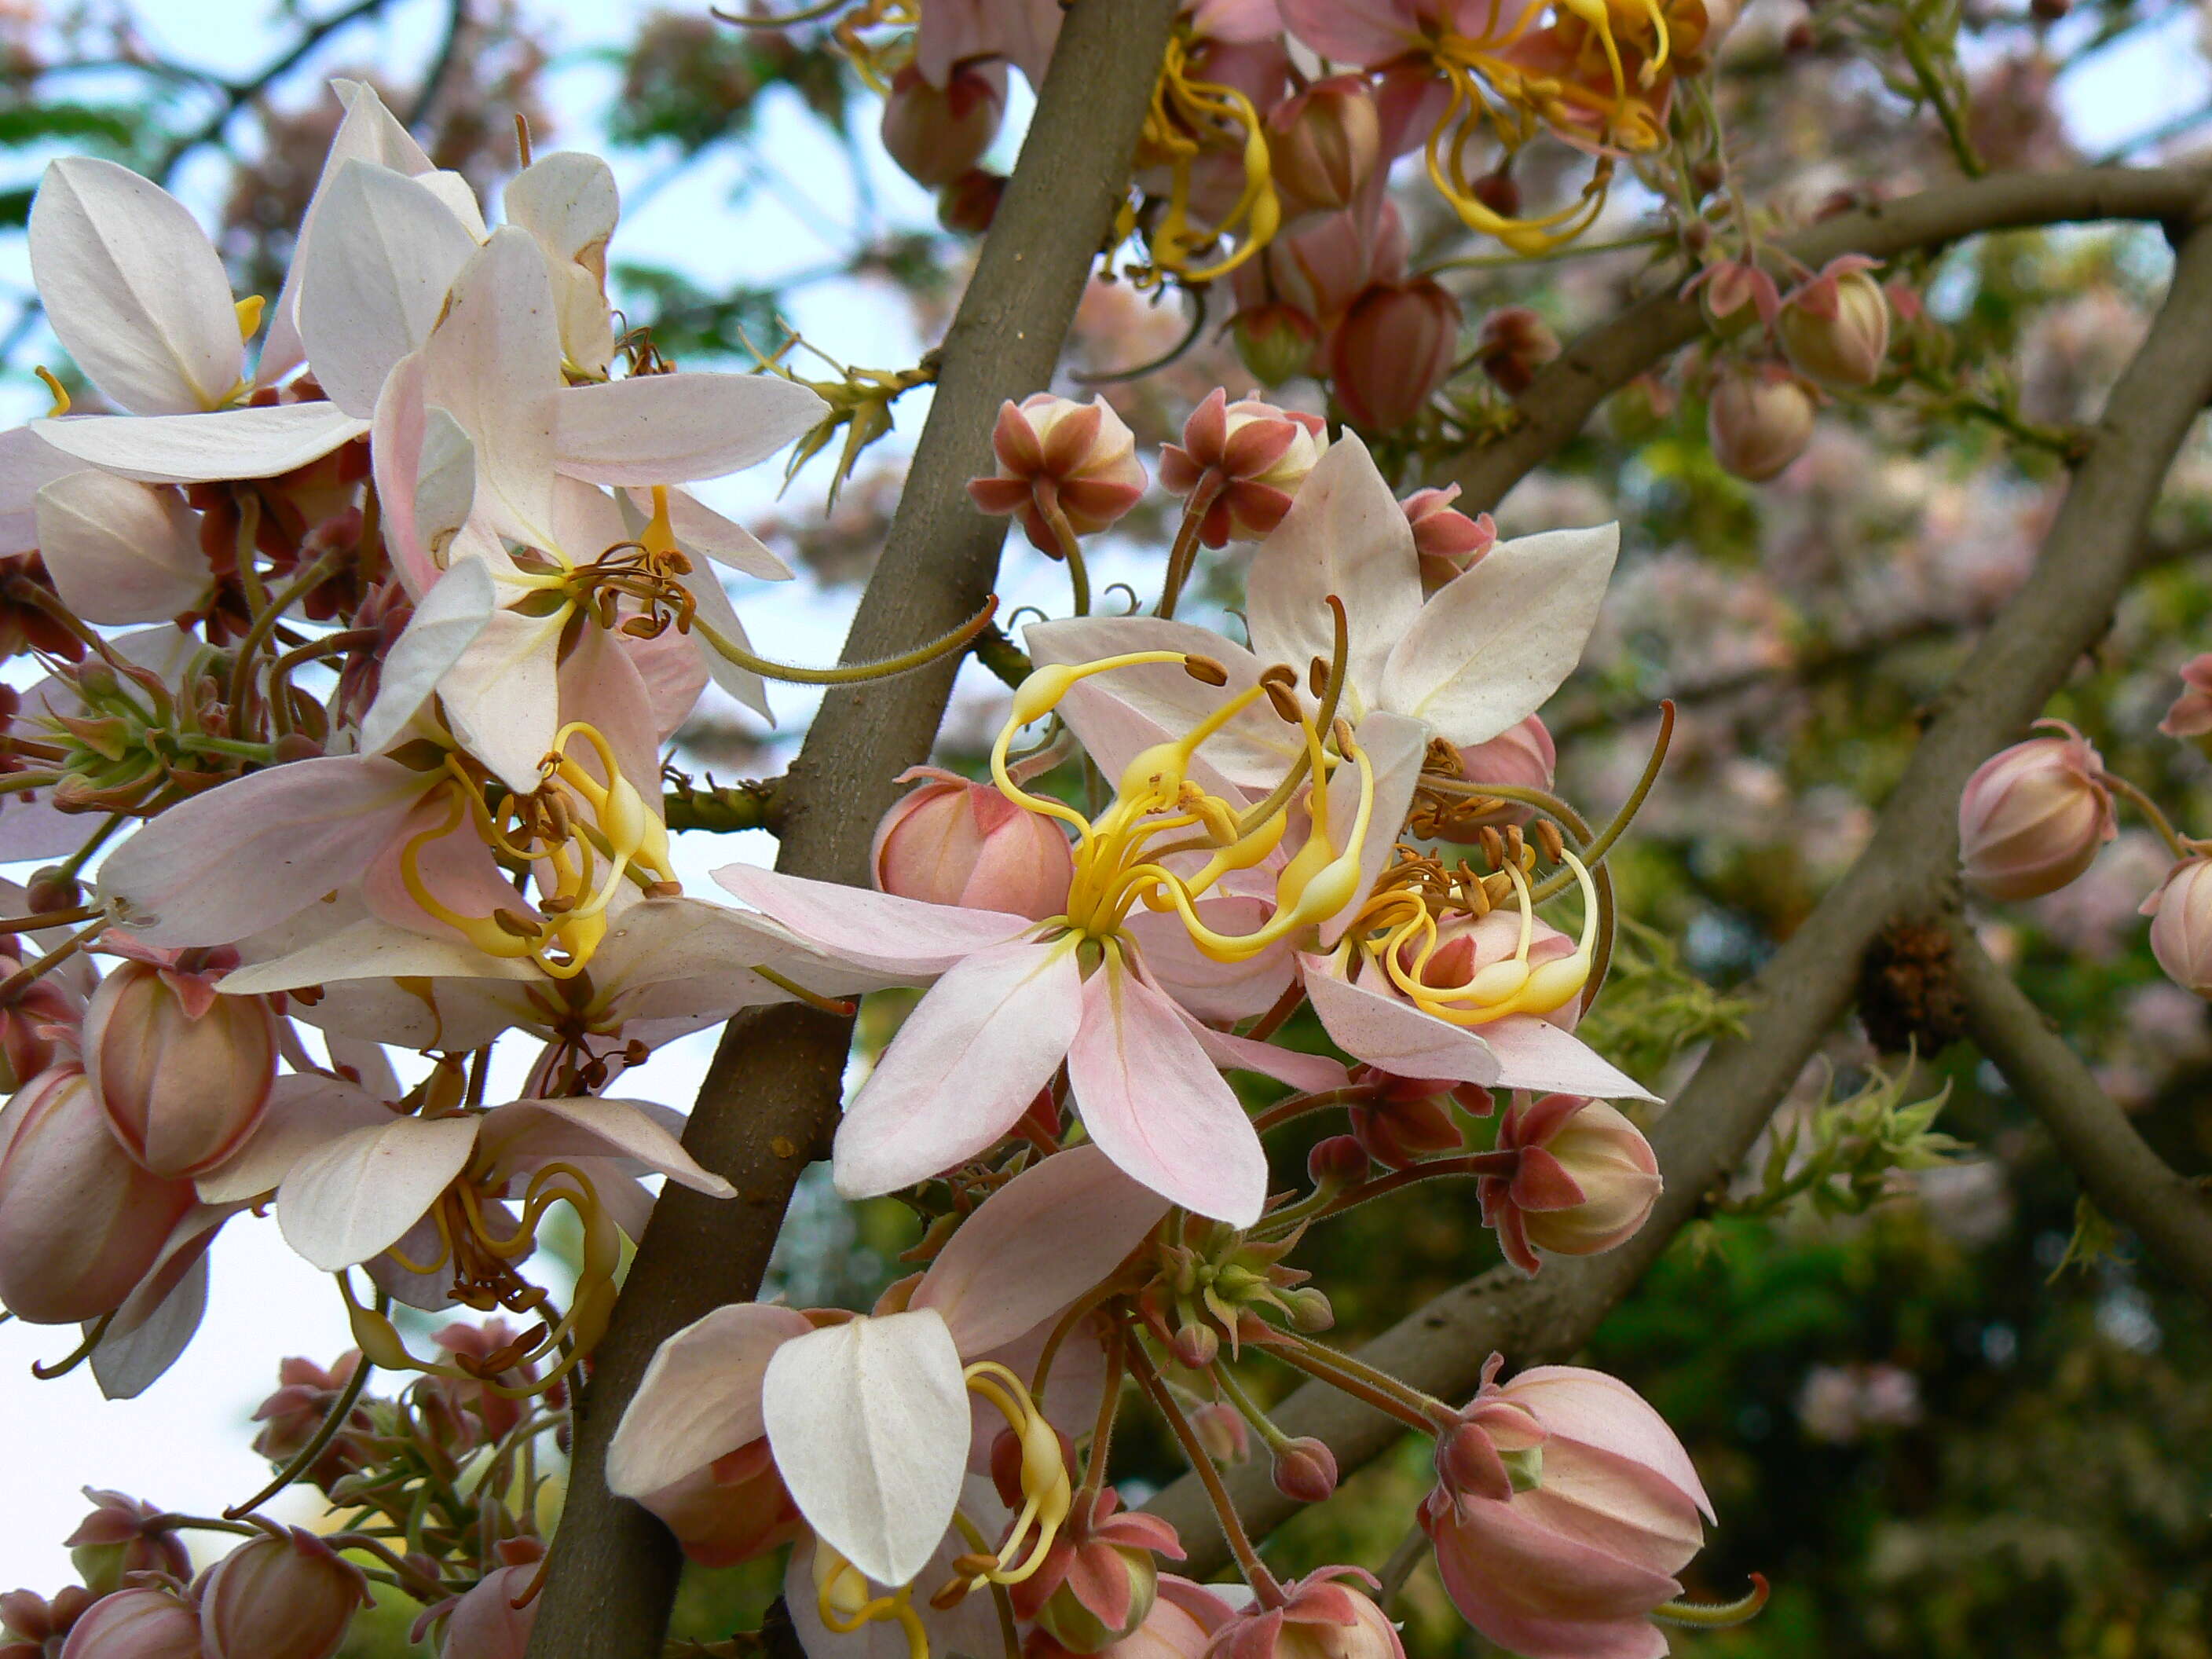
left=234, top=294, right=266, bottom=342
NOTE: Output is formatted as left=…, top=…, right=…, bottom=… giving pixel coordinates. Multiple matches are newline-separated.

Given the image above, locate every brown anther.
left=950, top=1552, right=999, bottom=1578
left=1331, top=716, right=1355, bottom=752
left=542, top=790, right=573, bottom=841
left=291, top=983, right=325, bottom=1006
left=537, top=894, right=577, bottom=915
left=623, top=1039, right=651, bottom=1065
left=660, top=549, right=694, bottom=576
left=492, top=908, right=542, bottom=939
left=1478, top=826, right=1505, bottom=868
left=1503, top=825, right=1525, bottom=864
left=645, top=880, right=683, bottom=899
left=1264, top=680, right=1303, bottom=723
left=620, top=615, right=664, bottom=639
left=1258, top=661, right=1299, bottom=690
left=1309, top=656, right=1328, bottom=698
left=929, top=1578, right=975, bottom=1613
left=1182, top=654, right=1229, bottom=687
left=1536, top=819, right=1565, bottom=863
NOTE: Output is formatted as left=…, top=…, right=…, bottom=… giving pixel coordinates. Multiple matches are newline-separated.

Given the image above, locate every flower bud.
left=1266, top=76, right=1381, bottom=218
left=1327, top=280, right=1460, bottom=431
left=1306, top=1133, right=1369, bottom=1190
left=634, top=1437, right=803, bottom=1567
left=1035, top=1542, right=1159, bottom=1652
left=57, top=1588, right=201, bottom=1659
left=1170, top=1320, right=1220, bottom=1371
left=1270, top=1436, right=1339, bottom=1503
left=438, top=1562, right=538, bottom=1659
left=1232, top=302, right=1321, bottom=388
left=872, top=767, right=1074, bottom=920
left=1778, top=258, right=1891, bottom=388
left=196, top=1529, right=368, bottom=1659
left=1957, top=720, right=2115, bottom=902
left=66, top=1491, right=190, bottom=1599
left=1346, top=1091, right=1462, bottom=1170
left=967, top=394, right=1147, bottom=555
left=1279, top=1286, right=1335, bottom=1332
left=1402, top=485, right=1496, bottom=593
left=1481, top=1096, right=1661, bottom=1273
left=2159, top=654, right=2212, bottom=744
left=937, top=168, right=1005, bottom=235
left=0, top=943, right=82, bottom=1094
left=2144, top=857, right=2212, bottom=998
left=1203, top=1569, right=1401, bottom=1659
left=82, top=958, right=276, bottom=1177
left=1473, top=306, right=1559, bottom=396
left=1188, top=1400, right=1252, bottom=1465
left=0, top=1068, right=196, bottom=1324
left=251, top=1353, right=368, bottom=1478
left=6, top=1587, right=93, bottom=1657
left=1706, top=364, right=1816, bottom=482
left=25, top=866, right=83, bottom=914
left=1159, top=390, right=1329, bottom=546
left=881, top=61, right=1007, bottom=189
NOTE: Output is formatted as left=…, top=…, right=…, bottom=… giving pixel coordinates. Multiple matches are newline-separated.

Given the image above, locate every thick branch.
left=1450, top=166, right=2212, bottom=516
left=1951, top=926, right=2212, bottom=1304
left=522, top=6, right=1180, bottom=1655
left=1155, top=206, right=2212, bottom=1574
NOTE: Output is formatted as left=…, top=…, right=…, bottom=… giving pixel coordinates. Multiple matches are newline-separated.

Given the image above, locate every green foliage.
left=1722, top=1059, right=1966, bottom=1221
left=1577, top=914, right=1753, bottom=1082
left=609, top=262, right=789, bottom=366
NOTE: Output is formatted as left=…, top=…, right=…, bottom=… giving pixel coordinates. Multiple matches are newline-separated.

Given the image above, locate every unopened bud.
left=881, top=61, right=1007, bottom=189
left=1328, top=279, right=1461, bottom=431
left=1159, top=389, right=1330, bottom=546
left=1706, top=364, right=1816, bottom=482
left=1349, top=1091, right=1462, bottom=1170
left=1474, top=306, right=1560, bottom=397
left=196, top=1528, right=369, bottom=1659
left=1270, top=1436, right=1339, bottom=1503
left=25, top=865, right=82, bottom=914
left=1170, top=1320, right=1219, bottom=1371
left=873, top=767, right=1074, bottom=921
left=1483, top=1095, right=1662, bottom=1274
left=1266, top=75, right=1382, bottom=218
left=938, top=169, right=1005, bottom=235
left=1188, top=1400, right=1252, bottom=1465
left=1404, top=485, right=1496, bottom=593
left=1778, top=258, right=1891, bottom=388
left=83, top=959, right=277, bottom=1177
left=967, top=394, right=1147, bottom=553
left=1957, top=720, right=2115, bottom=902
left=1471, top=167, right=1520, bottom=219
left=2145, top=856, right=2212, bottom=998
left=1306, top=1133, right=1369, bottom=1190
left=1279, top=1286, right=1335, bottom=1332
left=1455, top=715, right=1558, bottom=823
left=1231, top=302, right=1321, bottom=387
left=67, top=1489, right=190, bottom=1598
left=57, top=1588, right=200, bottom=1659
left=438, top=1562, right=540, bottom=1659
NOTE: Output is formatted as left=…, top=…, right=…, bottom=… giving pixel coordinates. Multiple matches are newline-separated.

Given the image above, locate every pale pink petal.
left=1478, top=1016, right=1657, bottom=1103
left=1301, top=955, right=1503, bottom=1086
left=1066, top=958, right=1268, bottom=1226
left=1504, top=1368, right=1712, bottom=1519
left=194, top=1072, right=394, bottom=1204
left=1319, top=709, right=1429, bottom=948
left=784, top=1482, right=1013, bottom=1659
left=554, top=372, right=826, bottom=485
left=639, top=487, right=792, bottom=580
left=438, top=600, right=564, bottom=794
left=369, top=349, right=438, bottom=596
left=607, top=1302, right=815, bottom=1498
left=584, top=895, right=899, bottom=1026
left=0, top=424, right=82, bottom=555
left=1183, top=1016, right=1352, bottom=1093
left=762, top=1309, right=971, bottom=1588
left=475, top=1096, right=734, bottom=1198
left=32, top=470, right=207, bottom=624
left=29, top=156, right=240, bottom=414
left=1429, top=1497, right=1679, bottom=1659
left=1379, top=525, right=1618, bottom=746
left=222, top=915, right=541, bottom=1001
left=834, top=939, right=1083, bottom=1198
left=1278, top=0, right=1423, bottom=64
left=357, top=555, right=496, bottom=754
left=90, top=1240, right=209, bottom=1400
left=913, top=1144, right=1169, bottom=1355
left=555, top=611, right=665, bottom=810
left=31, top=403, right=368, bottom=484
left=277, top=1114, right=478, bottom=1270
left=96, top=755, right=427, bottom=946
left=1125, top=899, right=1297, bottom=1022
left=712, top=864, right=1032, bottom=976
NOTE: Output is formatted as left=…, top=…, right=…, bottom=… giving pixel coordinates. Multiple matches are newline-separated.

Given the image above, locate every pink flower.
left=1159, top=390, right=1330, bottom=547
left=967, top=394, right=1148, bottom=555
left=2143, top=856, right=2212, bottom=998
left=1957, top=720, right=2116, bottom=902
left=1480, top=1094, right=1662, bottom=1274
left=873, top=765, right=1075, bottom=920
left=2158, top=654, right=2212, bottom=739
left=432, top=1558, right=540, bottom=1659
left=64, top=1490, right=191, bottom=1598
left=1204, top=1568, right=1403, bottom=1659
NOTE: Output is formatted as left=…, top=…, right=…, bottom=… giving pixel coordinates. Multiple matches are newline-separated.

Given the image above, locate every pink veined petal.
left=96, top=754, right=429, bottom=946
left=583, top=895, right=898, bottom=1027
left=914, top=1144, right=1170, bottom=1356
left=712, top=864, right=1033, bottom=977
left=0, top=793, right=90, bottom=862
left=1126, top=899, right=1298, bottom=1023
left=29, top=156, right=240, bottom=415
left=437, top=599, right=565, bottom=795
left=914, top=0, right=1063, bottom=85
left=1300, top=955, right=1503, bottom=1087
left=1510, top=1445, right=1706, bottom=1575
left=31, top=403, right=368, bottom=485
left=1065, top=958, right=1269, bottom=1227
left=277, top=1114, right=479, bottom=1271
left=194, top=1072, right=395, bottom=1205
left=1378, top=524, right=1619, bottom=747
left=221, top=915, right=542, bottom=1002
left=833, top=939, right=1084, bottom=1199
left=298, top=159, right=483, bottom=418
left=357, top=555, right=496, bottom=755
left=555, top=372, right=826, bottom=485
left=1478, top=1016, right=1658, bottom=1104
left=1428, top=1497, right=1680, bottom=1657
left=606, top=1302, right=816, bottom=1498
left=369, top=349, right=438, bottom=597
left=474, top=1097, right=735, bottom=1198
left=762, top=1309, right=972, bottom=1589
left=1245, top=434, right=1423, bottom=716
left=1278, top=0, right=1424, bottom=65
left=0, top=424, right=84, bottom=555
left=361, top=789, right=538, bottom=943
left=1503, top=1368, right=1712, bottom=1520
left=620, top=625, right=714, bottom=739
left=1182, top=1016, right=1352, bottom=1095
left=555, top=612, right=666, bottom=812
left=1319, top=709, right=1430, bottom=948
left=32, top=469, right=207, bottom=624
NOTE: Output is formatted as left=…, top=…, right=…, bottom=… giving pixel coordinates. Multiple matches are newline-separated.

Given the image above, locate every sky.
left=0, top=0, right=2206, bottom=1592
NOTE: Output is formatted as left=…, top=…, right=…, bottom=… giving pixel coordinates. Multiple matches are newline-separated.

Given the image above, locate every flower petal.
left=835, top=939, right=1082, bottom=1199
left=357, top=556, right=496, bottom=755
left=437, top=600, right=564, bottom=794
left=1478, top=1016, right=1657, bottom=1103
left=33, top=470, right=207, bottom=624
left=29, top=156, right=240, bottom=415
left=1182, top=1016, right=1352, bottom=1094
left=1504, top=1367, right=1713, bottom=1521
left=0, top=425, right=82, bottom=555
left=474, top=1096, right=734, bottom=1197
left=1378, top=525, right=1618, bottom=747
left=1066, top=959, right=1267, bottom=1226
left=1301, top=957, right=1504, bottom=1086
left=424, top=228, right=564, bottom=550
left=712, top=864, right=1031, bottom=977
left=90, top=1243, right=209, bottom=1401
left=763, top=1309, right=972, bottom=1588
left=914, top=1144, right=1169, bottom=1355
left=278, top=1114, right=478, bottom=1270
left=554, top=372, right=826, bottom=485
left=640, top=487, right=792, bottom=580
left=505, top=152, right=619, bottom=264
left=195, top=1072, right=394, bottom=1204
left=1319, top=709, right=1429, bottom=948
left=31, top=403, right=368, bottom=485
left=608, top=1302, right=815, bottom=1498
left=222, top=914, right=540, bottom=999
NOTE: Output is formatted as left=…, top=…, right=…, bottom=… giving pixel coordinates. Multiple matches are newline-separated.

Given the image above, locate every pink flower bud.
left=1232, top=302, right=1321, bottom=388
left=1681, top=258, right=1781, bottom=336
left=196, top=1530, right=368, bottom=1659
left=1232, top=201, right=1403, bottom=325
left=1402, top=485, right=1496, bottom=593
left=57, top=1588, right=200, bottom=1659
left=1327, top=279, right=1460, bottom=431
left=2144, top=856, right=2212, bottom=998
left=251, top=1353, right=368, bottom=1478
left=1188, top=1401, right=1252, bottom=1465
left=1306, top=1133, right=1369, bottom=1189
left=6, top=1587, right=93, bottom=1655
left=2159, top=654, right=2212, bottom=741
left=1270, top=1436, right=1339, bottom=1503
left=1159, top=390, right=1329, bottom=546
left=881, top=60, right=1007, bottom=189
left=1957, top=720, right=2115, bottom=902
left=1204, top=1569, right=1401, bottom=1659
left=1481, top=1095, right=1662, bottom=1275
left=872, top=767, right=1074, bottom=920
left=1347, top=1090, right=1462, bottom=1170
left=967, top=394, right=1147, bottom=554
left=635, top=1437, right=803, bottom=1568
left=66, top=1491, right=190, bottom=1599
left=936, top=168, right=1005, bottom=235
left=82, top=957, right=276, bottom=1178
left=1431, top=1389, right=1546, bottom=1504
left=1706, top=364, right=1816, bottom=482
left=0, top=1067, right=196, bottom=1324
left=1778, top=257, right=1892, bottom=388
left=1266, top=75, right=1382, bottom=218
left=0, top=942, right=82, bottom=1093
left=1473, top=306, right=1560, bottom=396
left=438, top=1563, right=539, bottom=1659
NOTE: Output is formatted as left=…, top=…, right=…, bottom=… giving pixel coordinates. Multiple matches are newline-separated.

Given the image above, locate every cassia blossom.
left=967, top=394, right=1148, bottom=555
left=1957, top=720, right=2115, bottom=902
left=1480, top=1094, right=1662, bottom=1273
left=1159, top=390, right=1330, bottom=547
left=2143, top=856, right=2212, bottom=998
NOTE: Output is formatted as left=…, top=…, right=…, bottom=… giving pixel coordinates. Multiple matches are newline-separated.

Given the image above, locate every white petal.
left=642, top=487, right=791, bottom=580
left=0, top=425, right=82, bottom=555
left=195, top=1072, right=394, bottom=1204
left=31, top=403, right=368, bottom=484
left=357, top=556, right=496, bottom=755
left=606, top=1302, right=815, bottom=1498
left=555, top=373, right=827, bottom=485
left=1378, top=524, right=1619, bottom=746
left=474, top=1096, right=735, bottom=1197
left=437, top=599, right=564, bottom=794
left=278, top=1115, right=478, bottom=1270
left=221, top=914, right=541, bottom=998
left=763, top=1310, right=971, bottom=1588
left=91, top=1248, right=208, bottom=1400
left=1478, top=1015, right=1659, bottom=1102
left=29, top=156, right=240, bottom=414
left=33, top=470, right=206, bottom=624
left=298, top=159, right=482, bottom=417
left=505, top=152, right=620, bottom=263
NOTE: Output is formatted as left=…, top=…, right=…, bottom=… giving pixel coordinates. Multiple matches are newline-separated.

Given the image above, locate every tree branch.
left=521, top=5, right=1181, bottom=1654
left=1950, top=925, right=2212, bottom=1304
left=154, top=0, right=396, bottom=184
left=1154, top=205, right=2212, bottom=1576
left=1449, top=166, right=2212, bottom=517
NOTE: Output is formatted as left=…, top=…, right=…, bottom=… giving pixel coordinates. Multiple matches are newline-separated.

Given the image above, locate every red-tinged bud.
left=1473, top=306, right=1560, bottom=397
left=1266, top=75, right=1381, bottom=218
left=196, top=1529, right=369, bottom=1659
left=1159, top=390, right=1329, bottom=546
left=1706, top=364, right=1815, bottom=482
left=0, top=945, right=82, bottom=1094
left=1432, top=1390, right=1546, bottom=1504
left=967, top=394, right=1147, bottom=555
left=2144, top=857, right=2212, bottom=998
left=1481, top=1095, right=1662, bottom=1275
left=2162, top=654, right=2212, bottom=745
left=0, top=1067, right=196, bottom=1324
left=1232, top=302, right=1321, bottom=388
left=1454, top=714, right=1557, bottom=825
left=5, top=1587, right=93, bottom=1656
left=1189, top=1400, right=1252, bottom=1464
left=438, top=1562, right=539, bottom=1659
left=938, top=168, right=1005, bottom=234
left=67, top=1490, right=190, bottom=1599
left=1682, top=257, right=1782, bottom=337
left=251, top=1353, right=367, bottom=1472
left=1778, top=258, right=1891, bottom=388
left=25, top=866, right=82, bottom=915
left=1327, top=280, right=1460, bottom=431
left=635, top=1437, right=803, bottom=1568
left=1171, top=1320, right=1220, bottom=1371
left=873, top=767, right=1075, bottom=920
left=57, top=1588, right=200, bottom=1659
left=1231, top=201, right=1403, bottom=324
left=1271, top=1436, right=1339, bottom=1503
left=881, top=61, right=1007, bottom=188
left=1015, top=1490, right=1183, bottom=1652
left=1347, top=1091, right=1462, bottom=1170
left=1957, top=720, right=2115, bottom=902
left=1306, top=1133, right=1369, bottom=1190
left=1452, top=1082, right=1495, bottom=1116
left=82, top=958, right=276, bottom=1177
left=1203, top=1569, right=1402, bottom=1659
left=1402, top=485, right=1496, bottom=594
